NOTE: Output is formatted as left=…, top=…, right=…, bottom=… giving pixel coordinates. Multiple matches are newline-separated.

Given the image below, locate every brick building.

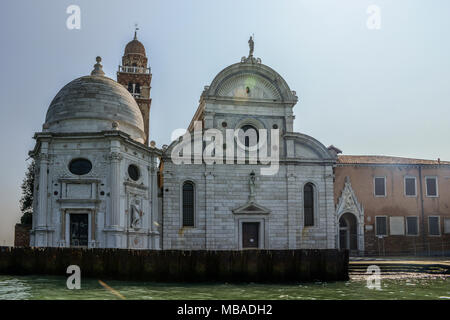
left=334, top=155, right=450, bottom=255
left=117, top=29, right=152, bottom=145
left=14, top=224, right=31, bottom=247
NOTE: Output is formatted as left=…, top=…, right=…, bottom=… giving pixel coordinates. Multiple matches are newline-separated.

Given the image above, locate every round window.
left=239, top=125, right=259, bottom=148
left=69, top=158, right=92, bottom=175
left=128, top=164, right=140, bottom=181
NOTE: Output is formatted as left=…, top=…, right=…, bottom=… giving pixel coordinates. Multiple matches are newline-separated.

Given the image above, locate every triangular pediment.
left=232, top=201, right=270, bottom=215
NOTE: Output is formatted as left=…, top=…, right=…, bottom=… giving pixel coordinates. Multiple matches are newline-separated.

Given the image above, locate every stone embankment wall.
left=0, top=247, right=348, bottom=282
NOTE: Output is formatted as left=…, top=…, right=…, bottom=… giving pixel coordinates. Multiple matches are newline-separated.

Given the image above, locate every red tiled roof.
left=338, top=155, right=450, bottom=165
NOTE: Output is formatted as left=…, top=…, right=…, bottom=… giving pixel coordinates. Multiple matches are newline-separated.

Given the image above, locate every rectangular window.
left=428, top=216, right=440, bottom=236
left=406, top=217, right=419, bottom=236
left=376, top=216, right=387, bottom=236
left=374, top=177, right=386, bottom=197
left=389, top=216, right=405, bottom=235
left=444, top=218, right=450, bottom=234
left=404, top=177, right=416, bottom=197
left=426, top=177, right=438, bottom=197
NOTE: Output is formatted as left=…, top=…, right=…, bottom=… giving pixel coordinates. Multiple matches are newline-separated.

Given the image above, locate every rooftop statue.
left=248, top=36, right=254, bottom=57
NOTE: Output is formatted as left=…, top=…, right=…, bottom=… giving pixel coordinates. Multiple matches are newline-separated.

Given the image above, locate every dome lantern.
left=91, top=56, right=105, bottom=76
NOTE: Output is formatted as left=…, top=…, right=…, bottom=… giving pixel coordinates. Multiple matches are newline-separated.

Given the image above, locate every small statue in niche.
left=130, top=199, right=143, bottom=229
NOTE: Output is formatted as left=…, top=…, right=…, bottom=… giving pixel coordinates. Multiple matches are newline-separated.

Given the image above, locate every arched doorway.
left=339, top=213, right=358, bottom=251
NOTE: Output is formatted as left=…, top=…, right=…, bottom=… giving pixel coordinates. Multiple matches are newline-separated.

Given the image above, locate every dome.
left=45, top=58, right=145, bottom=143
left=125, top=39, right=146, bottom=56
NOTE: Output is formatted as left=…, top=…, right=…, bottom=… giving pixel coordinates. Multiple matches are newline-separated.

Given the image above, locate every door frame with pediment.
left=336, top=177, right=365, bottom=255
left=232, top=201, right=270, bottom=250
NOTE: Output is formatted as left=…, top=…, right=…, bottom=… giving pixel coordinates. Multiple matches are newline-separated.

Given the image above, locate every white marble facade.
left=162, top=54, right=338, bottom=250
left=30, top=58, right=161, bottom=249
left=30, top=48, right=339, bottom=250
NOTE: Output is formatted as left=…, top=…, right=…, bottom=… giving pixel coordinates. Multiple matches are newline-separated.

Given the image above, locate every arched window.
left=182, top=181, right=194, bottom=227
left=304, top=183, right=314, bottom=226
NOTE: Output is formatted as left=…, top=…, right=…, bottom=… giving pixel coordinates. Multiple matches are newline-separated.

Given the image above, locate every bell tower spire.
left=117, top=27, right=152, bottom=145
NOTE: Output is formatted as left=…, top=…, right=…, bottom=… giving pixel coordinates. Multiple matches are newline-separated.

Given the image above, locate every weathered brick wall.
left=364, top=229, right=450, bottom=256
left=0, top=247, right=348, bottom=282
left=117, top=68, right=152, bottom=145
left=14, top=224, right=31, bottom=247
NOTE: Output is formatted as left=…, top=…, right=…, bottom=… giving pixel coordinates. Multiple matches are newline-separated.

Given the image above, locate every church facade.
left=161, top=49, right=337, bottom=250
left=28, top=33, right=450, bottom=254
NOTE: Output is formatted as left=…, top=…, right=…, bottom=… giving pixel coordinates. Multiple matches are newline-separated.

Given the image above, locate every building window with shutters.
left=375, top=216, right=388, bottom=236
left=406, top=216, right=419, bottom=236
left=404, top=176, right=417, bottom=197
left=428, top=216, right=440, bottom=236
left=304, top=183, right=315, bottom=227
left=374, top=177, right=386, bottom=197
left=425, top=177, right=438, bottom=197
left=182, top=181, right=195, bottom=227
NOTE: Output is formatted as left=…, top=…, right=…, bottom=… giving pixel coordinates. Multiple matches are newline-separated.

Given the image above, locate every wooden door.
left=242, top=222, right=259, bottom=249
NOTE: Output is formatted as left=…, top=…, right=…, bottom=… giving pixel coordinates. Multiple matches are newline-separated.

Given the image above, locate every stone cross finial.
left=134, top=23, right=139, bottom=40
left=91, top=56, right=105, bottom=76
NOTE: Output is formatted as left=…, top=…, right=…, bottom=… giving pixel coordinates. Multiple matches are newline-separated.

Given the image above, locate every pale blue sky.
left=1, top=0, right=449, bottom=245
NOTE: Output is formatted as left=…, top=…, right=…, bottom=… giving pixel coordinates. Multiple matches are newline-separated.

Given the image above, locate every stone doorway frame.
left=62, top=209, right=95, bottom=248
left=336, top=177, right=365, bottom=255
left=236, top=217, right=266, bottom=250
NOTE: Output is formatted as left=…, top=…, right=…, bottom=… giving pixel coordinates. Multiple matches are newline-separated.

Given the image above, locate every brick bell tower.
left=117, top=27, right=152, bottom=145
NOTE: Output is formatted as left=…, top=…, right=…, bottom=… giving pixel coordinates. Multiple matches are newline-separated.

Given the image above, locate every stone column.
left=323, top=166, right=335, bottom=249
left=204, top=171, right=214, bottom=250
left=109, top=151, right=122, bottom=227
left=37, top=153, right=49, bottom=228
left=204, top=112, right=215, bottom=129
left=285, top=114, right=295, bottom=132
left=149, top=156, right=160, bottom=249
left=286, top=169, right=297, bottom=249
left=34, top=140, right=50, bottom=247
left=105, top=145, right=124, bottom=249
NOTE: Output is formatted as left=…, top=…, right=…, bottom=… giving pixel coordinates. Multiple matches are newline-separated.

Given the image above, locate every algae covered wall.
left=0, top=247, right=348, bottom=282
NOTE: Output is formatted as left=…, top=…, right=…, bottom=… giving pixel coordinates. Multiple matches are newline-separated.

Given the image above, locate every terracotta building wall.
left=334, top=164, right=450, bottom=255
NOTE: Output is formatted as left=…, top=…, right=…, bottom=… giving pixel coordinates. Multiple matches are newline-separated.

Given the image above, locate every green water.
left=0, top=275, right=448, bottom=300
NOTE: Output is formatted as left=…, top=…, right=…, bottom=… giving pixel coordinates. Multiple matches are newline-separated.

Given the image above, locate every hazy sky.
left=1, top=0, right=449, bottom=245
